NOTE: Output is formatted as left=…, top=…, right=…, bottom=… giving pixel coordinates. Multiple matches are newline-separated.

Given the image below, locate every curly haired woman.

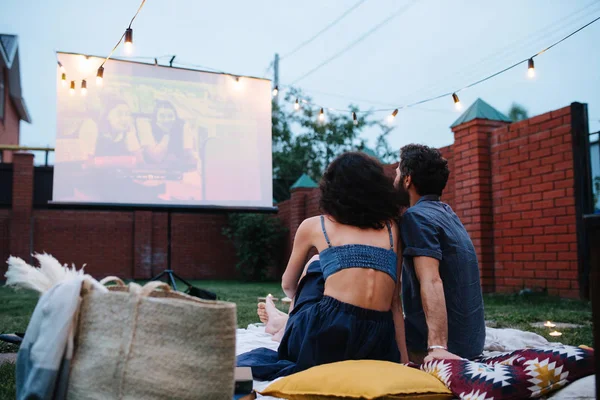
left=237, top=151, right=408, bottom=380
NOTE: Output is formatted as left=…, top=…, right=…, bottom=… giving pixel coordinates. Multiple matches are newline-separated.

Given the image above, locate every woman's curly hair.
left=319, top=152, right=400, bottom=229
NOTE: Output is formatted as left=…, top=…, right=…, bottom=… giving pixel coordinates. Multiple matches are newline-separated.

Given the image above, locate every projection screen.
left=53, top=52, right=272, bottom=208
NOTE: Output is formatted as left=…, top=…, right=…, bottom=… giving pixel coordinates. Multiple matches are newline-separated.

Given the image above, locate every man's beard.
left=396, top=184, right=410, bottom=207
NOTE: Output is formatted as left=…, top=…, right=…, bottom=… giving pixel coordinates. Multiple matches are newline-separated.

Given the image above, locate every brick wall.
left=490, top=106, right=579, bottom=297
left=0, top=153, right=242, bottom=281
left=33, top=210, right=135, bottom=278
left=0, top=66, right=21, bottom=163
left=274, top=104, right=583, bottom=298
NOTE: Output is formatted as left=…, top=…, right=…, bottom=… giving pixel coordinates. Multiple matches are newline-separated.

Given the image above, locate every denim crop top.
left=319, top=216, right=398, bottom=282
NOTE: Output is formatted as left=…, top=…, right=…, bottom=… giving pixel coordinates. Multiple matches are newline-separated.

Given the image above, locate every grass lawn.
left=0, top=282, right=593, bottom=399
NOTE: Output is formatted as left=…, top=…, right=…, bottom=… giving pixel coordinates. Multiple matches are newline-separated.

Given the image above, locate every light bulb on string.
left=319, top=108, right=325, bottom=123
left=387, top=109, right=399, bottom=124
left=528, top=58, right=535, bottom=78
left=69, top=81, right=75, bottom=95
left=452, top=93, right=462, bottom=110
left=58, top=61, right=65, bottom=73
left=96, top=66, right=104, bottom=86
left=272, top=85, right=279, bottom=97
left=124, top=28, right=133, bottom=55
left=352, top=112, right=358, bottom=126
left=81, top=80, right=87, bottom=96
left=79, top=55, right=91, bottom=74
left=294, top=99, right=300, bottom=111
left=233, top=76, right=241, bottom=90
left=61, top=73, right=67, bottom=87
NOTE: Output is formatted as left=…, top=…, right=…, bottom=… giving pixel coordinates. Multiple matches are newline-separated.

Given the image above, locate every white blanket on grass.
left=236, top=325, right=595, bottom=399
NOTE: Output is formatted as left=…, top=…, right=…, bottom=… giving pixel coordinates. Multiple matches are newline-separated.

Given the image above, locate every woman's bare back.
left=309, top=215, right=399, bottom=312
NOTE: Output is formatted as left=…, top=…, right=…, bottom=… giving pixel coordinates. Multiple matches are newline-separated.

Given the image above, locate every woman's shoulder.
left=299, top=215, right=322, bottom=230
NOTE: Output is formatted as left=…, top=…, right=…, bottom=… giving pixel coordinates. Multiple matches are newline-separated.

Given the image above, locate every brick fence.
left=275, top=103, right=585, bottom=298
left=0, top=102, right=588, bottom=297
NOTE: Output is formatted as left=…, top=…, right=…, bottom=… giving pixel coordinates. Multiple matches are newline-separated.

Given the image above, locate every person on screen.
left=139, top=100, right=197, bottom=169
left=79, top=99, right=143, bottom=163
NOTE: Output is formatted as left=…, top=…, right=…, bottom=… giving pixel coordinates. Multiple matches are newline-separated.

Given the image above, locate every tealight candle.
left=544, top=321, right=556, bottom=328
left=549, top=331, right=562, bottom=337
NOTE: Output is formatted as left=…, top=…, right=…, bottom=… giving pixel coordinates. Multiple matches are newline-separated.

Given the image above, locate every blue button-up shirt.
left=401, top=195, right=485, bottom=359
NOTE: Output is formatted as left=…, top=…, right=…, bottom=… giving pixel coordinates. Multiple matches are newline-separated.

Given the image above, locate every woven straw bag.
left=67, top=278, right=237, bottom=400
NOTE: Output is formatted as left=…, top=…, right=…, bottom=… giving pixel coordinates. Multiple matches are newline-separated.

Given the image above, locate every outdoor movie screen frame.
left=53, top=52, right=273, bottom=209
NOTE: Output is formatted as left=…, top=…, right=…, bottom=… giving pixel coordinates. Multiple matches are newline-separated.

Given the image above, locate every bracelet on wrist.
left=427, top=345, right=448, bottom=352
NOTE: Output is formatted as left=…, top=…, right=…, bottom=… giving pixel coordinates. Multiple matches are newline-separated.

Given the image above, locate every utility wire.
left=280, top=0, right=366, bottom=60
left=289, top=1, right=417, bottom=85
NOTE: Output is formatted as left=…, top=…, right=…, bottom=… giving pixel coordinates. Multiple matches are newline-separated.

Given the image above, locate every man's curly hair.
left=399, top=144, right=450, bottom=196
left=319, top=152, right=400, bottom=229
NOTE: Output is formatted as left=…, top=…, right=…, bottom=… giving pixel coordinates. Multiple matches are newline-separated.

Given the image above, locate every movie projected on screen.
left=53, top=52, right=272, bottom=208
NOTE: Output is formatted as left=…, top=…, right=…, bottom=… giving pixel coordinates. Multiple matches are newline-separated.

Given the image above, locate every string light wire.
left=99, top=0, right=147, bottom=69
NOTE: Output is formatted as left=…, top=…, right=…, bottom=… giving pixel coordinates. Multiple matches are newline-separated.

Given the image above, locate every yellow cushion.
left=260, top=360, right=453, bottom=400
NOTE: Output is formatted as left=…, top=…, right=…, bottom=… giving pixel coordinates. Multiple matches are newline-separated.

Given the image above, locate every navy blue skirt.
left=237, top=261, right=401, bottom=380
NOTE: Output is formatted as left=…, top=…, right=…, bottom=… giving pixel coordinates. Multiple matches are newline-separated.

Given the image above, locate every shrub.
left=223, top=213, right=287, bottom=281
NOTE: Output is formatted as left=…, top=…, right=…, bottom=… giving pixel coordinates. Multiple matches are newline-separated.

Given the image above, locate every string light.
left=61, top=73, right=67, bottom=87
left=319, top=108, right=325, bottom=122
left=352, top=112, right=358, bottom=125
left=452, top=93, right=462, bottom=110
left=272, top=16, right=600, bottom=123
left=232, top=76, right=242, bottom=90
left=272, top=85, right=279, bottom=97
left=124, top=28, right=133, bottom=55
left=294, top=98, right=300, bottom=111
left=528, top=58, right=535, bottom=78
left=387, top=108, right=399, bottom=123
left=55, top=0, right=146, bottom=97
left=96, top=66, right=104, bottom=86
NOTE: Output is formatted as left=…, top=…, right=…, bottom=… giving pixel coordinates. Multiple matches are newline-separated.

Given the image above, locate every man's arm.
left=414, top=256, right=461, bottom=361
left=392, top=243, right=409, bottom=363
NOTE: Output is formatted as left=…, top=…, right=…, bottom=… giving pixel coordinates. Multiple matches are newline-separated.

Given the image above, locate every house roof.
left=290, top=173, right=318, bottom=189
left=450, top=98, right=510, bottom=128
left=0, top=34, right=31, bottom=123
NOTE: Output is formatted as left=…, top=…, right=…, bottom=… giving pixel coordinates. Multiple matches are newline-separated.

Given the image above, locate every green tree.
left=272, top=88, right=396, bottom=201
left=507, top=103, right=529, bottom=122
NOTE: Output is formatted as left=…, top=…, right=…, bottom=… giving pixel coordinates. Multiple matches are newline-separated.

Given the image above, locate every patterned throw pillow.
left=422, top=345, right=595, bottom=400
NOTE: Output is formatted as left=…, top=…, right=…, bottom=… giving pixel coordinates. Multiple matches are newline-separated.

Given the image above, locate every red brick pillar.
left=133, top=210, right=153, bottom=279
left=452, top=119, right=509, bottom=292
left=10, top=152, right=34, bottom=261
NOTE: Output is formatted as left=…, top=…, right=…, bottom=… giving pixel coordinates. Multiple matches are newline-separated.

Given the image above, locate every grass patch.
left=0, top=363, right=16, bottom=400
left=483, top=293, right=593, bottom=347
left=0, top=283, right=593, bottom=400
